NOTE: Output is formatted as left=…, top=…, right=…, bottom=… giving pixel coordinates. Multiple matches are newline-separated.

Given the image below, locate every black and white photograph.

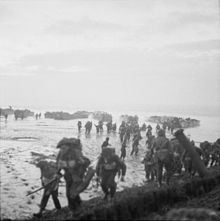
left=0, top=0, right=220, bottom=220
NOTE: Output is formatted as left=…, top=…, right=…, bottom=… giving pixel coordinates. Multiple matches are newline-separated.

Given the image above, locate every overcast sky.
left=0, top=0, right=220, bottom=112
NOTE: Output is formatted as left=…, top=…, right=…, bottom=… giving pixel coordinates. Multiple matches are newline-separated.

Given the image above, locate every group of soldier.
left=35, top=113, right=41, bottom=120
left=33, top=136, right=127, bottom=218
left=32, top=119, right=220, bottom=218
left=142, top=129, right=220, bottom=187
left=200, top=139, right=220, bottom=167
left=77, top=120, right=117, bottom=134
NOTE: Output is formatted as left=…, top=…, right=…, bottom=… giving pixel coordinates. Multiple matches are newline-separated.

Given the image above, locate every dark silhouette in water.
left=120, top=141, right=127, bottom=161
left=101, top=137, right=111, bottom=150
left=106, top=121, right=113, bottom=133
left=130, top=133, right=142, bottom=156
left=95, top=124, right=100, bottom=133
left=35, top=113, right=39, bottom=120
left=77, top=121, right=82, bottom=132
left=4, top=114, right=8, bottom=122
left=85, top=121, right=92, bottom=134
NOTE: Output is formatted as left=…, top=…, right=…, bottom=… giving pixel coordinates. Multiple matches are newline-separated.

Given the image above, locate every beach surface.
left=0, top=111, right=220, bottom=220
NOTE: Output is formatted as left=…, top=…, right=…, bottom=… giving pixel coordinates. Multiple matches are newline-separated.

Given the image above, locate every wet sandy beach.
left=0, top=115, right=149, bottom=219
left=0, top=113, right=220, bottom=220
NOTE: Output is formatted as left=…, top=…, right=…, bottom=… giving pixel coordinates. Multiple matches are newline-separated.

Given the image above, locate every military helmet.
left=56, top=138, right=84, bottom=163
left=56, top=137, right=82, bottom=150
left=102, top=147, right=115, bottom=157
left=158, top=129, right=165, bottom=137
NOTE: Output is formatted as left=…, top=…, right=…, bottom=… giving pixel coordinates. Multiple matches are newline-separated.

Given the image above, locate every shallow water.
left=0, top=112, right=220, bottom=220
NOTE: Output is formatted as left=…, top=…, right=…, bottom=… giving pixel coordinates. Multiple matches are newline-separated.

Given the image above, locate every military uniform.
left=130, top=134, right=142, bottom=156
left=101, top=138, right=110, bottom=150
left=56, top=138, right=93, bottom=210
left=119, top=122, right=126, bottom=143
left=142, top=150, right=156, bottom=181
left=153, top=129, right=173, bottom=187
left=96, top=148, right=126, bottom=199
left=34, top=161, right=61, bottom=218
left=120, top=142, right=127, bottom=160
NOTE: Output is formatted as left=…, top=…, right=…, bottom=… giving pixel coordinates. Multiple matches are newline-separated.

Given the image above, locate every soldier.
left=173, top=151, right=183, bottom=175
left=169, top=138, right=185, bottom=176
left=170, top=124, right=174, bottom=134
left=106, top=121, right=112, bottom=133
left=152, top=129, right=173, bottom=187
left=101, top=137, right=111, bottom=150
left=141, top=123, right=147, bottom=131
left=85, top=121, right=93, bottom=134
left=200, top=141, right=212, bottom=166
left=94, top=124, right=100, bottom=134
left=56, top=138, right=95, bottom=211
left=88, top=121, right=93, bottom=134
left=133, top=123, right=140, bottom=134
left=146, top=128, right=152, bottom=139
left=33, top=161, right=61, bottom=218
left=98, top=120, right=104, bottom=132
left=119, top=121, right=126, bottom=143
left=146, top=134, right=155, bottom=150
left=77, top=121, right=82, bottom=132
left=210, top=139, right=220, bottom=166
left=146, top=124, right=152, bottom=133
left=162, top=122, right=167, bottom=131
left=96, top=148, right=126, bottom=200
left=85, top=121, right=90, bottom=134
left=156, top=124, right=160, bottom=134
left=182, top=140, right=204, bottom=177
left=112, top=123, right=117, bottom=132
left=4, top=114, right=8, bottom=122
left=130, top=133, right=142, bottom=156
left=120, top=141, right=127, bottom=161
left=142, top=150, right=156, bottom=182
left=35, top=113, right=39, bottom=120
left=125, top=124, right=132, bottom=142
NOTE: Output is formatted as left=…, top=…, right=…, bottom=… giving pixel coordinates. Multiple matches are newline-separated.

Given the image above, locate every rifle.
left=27, top=156, right=100, bottom=197
left=26, top=175, right=61, bottom=196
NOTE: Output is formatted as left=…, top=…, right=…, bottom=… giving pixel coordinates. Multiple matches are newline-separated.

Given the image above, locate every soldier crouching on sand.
left=33, top=161, right=61, bottom=218
left=56, top=138, right=95, bottom=212
left=96, top=147, right=126, bottom=201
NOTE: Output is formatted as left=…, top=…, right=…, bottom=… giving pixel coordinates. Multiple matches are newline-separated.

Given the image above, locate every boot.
left=33, top=211, right=43, bottom=218
left=103, top=193, right=109, bottom=201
